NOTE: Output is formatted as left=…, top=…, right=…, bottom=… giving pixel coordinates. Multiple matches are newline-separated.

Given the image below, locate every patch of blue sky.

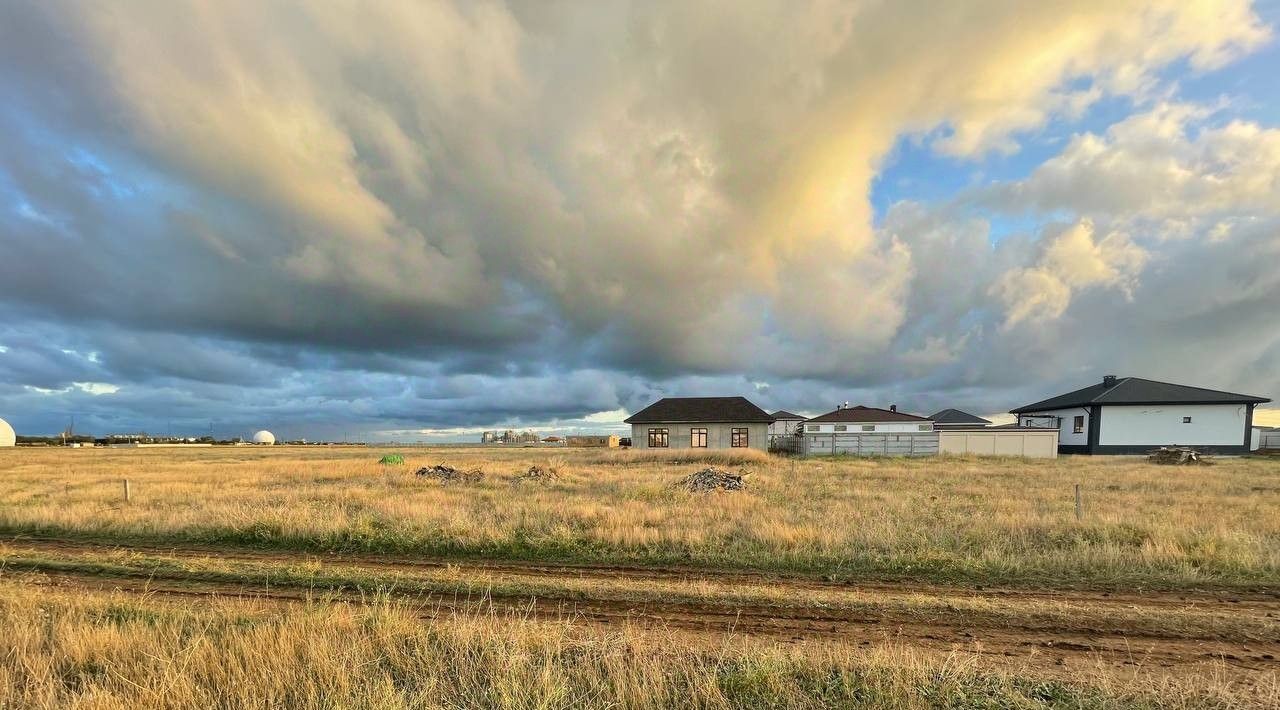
left=870, top=89, right=1150, bottom=245
left=1, top=97, right=186, bottom=214
left=1172, top=47, right=1280, bottom=125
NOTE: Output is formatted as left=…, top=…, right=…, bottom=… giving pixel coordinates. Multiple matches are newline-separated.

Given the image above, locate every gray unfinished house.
left=625, top=396, right=772, bottom=451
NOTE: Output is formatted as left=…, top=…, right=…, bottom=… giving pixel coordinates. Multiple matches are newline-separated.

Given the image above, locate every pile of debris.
left=673, top=467, right=747, bottom=492
left=1148, top=446, right=1214, bottom=466
left=511, top=464, right=560, bottom=485
left=414, top=463, right=485, bottom=483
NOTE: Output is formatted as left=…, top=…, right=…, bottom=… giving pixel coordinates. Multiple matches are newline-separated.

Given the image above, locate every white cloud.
left=73, top=382, right=120, bottom=396
left=582, top=408, right=629, bottom=424
left=981, top=102, right=1280, bottom=224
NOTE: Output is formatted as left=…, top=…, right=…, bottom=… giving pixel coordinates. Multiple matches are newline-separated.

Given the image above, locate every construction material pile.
left=511, top=464, right=560, bottom=485
left=673, top=467, right=746, bottom=492
left=378, top=454, right=405, bottom=465
left=1148, top=447, right=1214, bottom=465
left=415, top=464, right=485, bottom=483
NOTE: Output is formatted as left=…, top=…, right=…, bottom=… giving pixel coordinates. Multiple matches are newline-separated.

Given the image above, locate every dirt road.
left=4, top=535, right=1278, bottom=679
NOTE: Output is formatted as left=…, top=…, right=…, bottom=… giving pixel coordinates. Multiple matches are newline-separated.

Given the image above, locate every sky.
left=1, top=0, right=1279, bottom=441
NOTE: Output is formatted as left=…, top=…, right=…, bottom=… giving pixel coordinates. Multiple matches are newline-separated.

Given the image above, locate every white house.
left=768, top=410, right=806, bottom=437
left=1010, top=375, right=1270, bottom=455
left=802, top=405, right=934, bottom=434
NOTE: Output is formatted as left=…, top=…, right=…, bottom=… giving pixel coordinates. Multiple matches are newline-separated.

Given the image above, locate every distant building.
left=929, top=409, right=993, bottom=429
left=802, top=405, right=934, bottom=434
left=768, top=410, right=806, bottom=437
left=481, top=429, right=540, bottom=444
left=566, top=435, right=620, bottom=448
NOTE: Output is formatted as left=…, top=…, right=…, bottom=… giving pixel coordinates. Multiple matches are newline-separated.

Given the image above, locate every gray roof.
left=624, top=396, right=773, bottom=424
left=1011, top=377, right=1270, bottom=414
left=805, top=405, right=930, bottom=423
left=769, top=410, right=805, bottom=420
left=929, top=408, right=992, bottom=425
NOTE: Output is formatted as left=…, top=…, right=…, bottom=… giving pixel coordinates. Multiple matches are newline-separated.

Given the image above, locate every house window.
left=861, top=425, right=875, bottom=432
left=834, top=425, right=847, bottom=432
left=730, top=428, right=749, bottom=448
left=1073, top=416, right=1084, bottom=434
left=1183, top=416, right=1192, bottom=424
left=806, top=425, right=819, bottom=432
left=918, top=424, right=932, bottom=432
left=690, top=428, right=707, bottom=448
left=647, top=428, right=668, bottom=448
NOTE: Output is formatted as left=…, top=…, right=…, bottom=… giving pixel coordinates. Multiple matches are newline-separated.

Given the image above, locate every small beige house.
left=625, top=396, right=772, bottom=451
left=566, top=434, right=620, bottom=447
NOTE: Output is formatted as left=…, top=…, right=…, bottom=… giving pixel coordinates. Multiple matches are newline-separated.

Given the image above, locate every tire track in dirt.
left=7, top=534, right=1280, bottom=613
left=13, top=567, right=1280, bottom=678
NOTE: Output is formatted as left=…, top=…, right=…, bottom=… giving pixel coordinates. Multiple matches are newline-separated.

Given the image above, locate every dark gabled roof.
left=929, top=409, right=992, bottom=425
left=624, top=396, right=773, bottom=424
left=805, top=405, right=931, bottom=423
left=1011, top=377, right=1270, bottom=413
left=769, top=410, right=805, bottom=420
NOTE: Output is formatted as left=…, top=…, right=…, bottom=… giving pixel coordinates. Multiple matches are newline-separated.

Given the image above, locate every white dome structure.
left=0, top=418, right=14, bottom=447
left=252, top=430, right=276, bottom=445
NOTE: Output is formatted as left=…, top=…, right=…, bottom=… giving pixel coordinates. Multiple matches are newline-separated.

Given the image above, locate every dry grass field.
left=0, top=446, right=1277, bottom=588
left=0, top=446, right=1278, bottom=708
left=1, top=581, right=1272, bottom=710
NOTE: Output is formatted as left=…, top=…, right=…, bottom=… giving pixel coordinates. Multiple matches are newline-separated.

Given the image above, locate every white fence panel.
left=938, top=429, right=1058, bottom=458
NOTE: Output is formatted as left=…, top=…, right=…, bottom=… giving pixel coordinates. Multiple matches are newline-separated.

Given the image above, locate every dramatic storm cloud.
left=1, top=0, right=1278, bottom=438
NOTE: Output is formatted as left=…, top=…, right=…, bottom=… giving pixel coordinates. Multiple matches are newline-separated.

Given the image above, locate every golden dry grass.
left=0, top=446, right=1278, bottom=588
left=0, top=581, right=1272, bottom=710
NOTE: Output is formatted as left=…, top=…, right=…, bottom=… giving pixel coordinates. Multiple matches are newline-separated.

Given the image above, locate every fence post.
left=124, top=479, right=131, bottom=503
left=1074, top=483, right=1082, bottom=521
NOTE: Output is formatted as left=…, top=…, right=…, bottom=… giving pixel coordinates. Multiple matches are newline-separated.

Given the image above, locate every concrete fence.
left=801, top=432, right=939, bottom=457
left=938, top=428, right=1059, bottom=459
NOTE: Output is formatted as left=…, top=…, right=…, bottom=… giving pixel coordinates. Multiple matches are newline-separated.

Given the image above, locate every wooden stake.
left=1074, top=483, right=1082, bottom=521
left=124, top=479, right=132, bottom=503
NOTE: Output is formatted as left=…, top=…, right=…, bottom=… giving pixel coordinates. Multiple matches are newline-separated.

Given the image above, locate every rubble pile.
left=511, top=464, right=560, bottom=485
left=414, top=463, right=485, bottom=483
left=673, top=467, right=746, bottom=492
left=1148, top=447, right=1214, bottom=466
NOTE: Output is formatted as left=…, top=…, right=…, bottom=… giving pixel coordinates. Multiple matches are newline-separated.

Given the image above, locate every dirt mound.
left=511, top=465, right=559, bottom=485
left=414, top=464, right=485, bottom=483
left=673, top=467, right=746, bottom=492
left=1148, top=447, right=1213, bottom=465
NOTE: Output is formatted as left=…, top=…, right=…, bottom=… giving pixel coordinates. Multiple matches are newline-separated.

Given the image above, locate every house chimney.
left=889, top=404, right=897, bottom=412
left=1102, top=375, right=1118, bottom=389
